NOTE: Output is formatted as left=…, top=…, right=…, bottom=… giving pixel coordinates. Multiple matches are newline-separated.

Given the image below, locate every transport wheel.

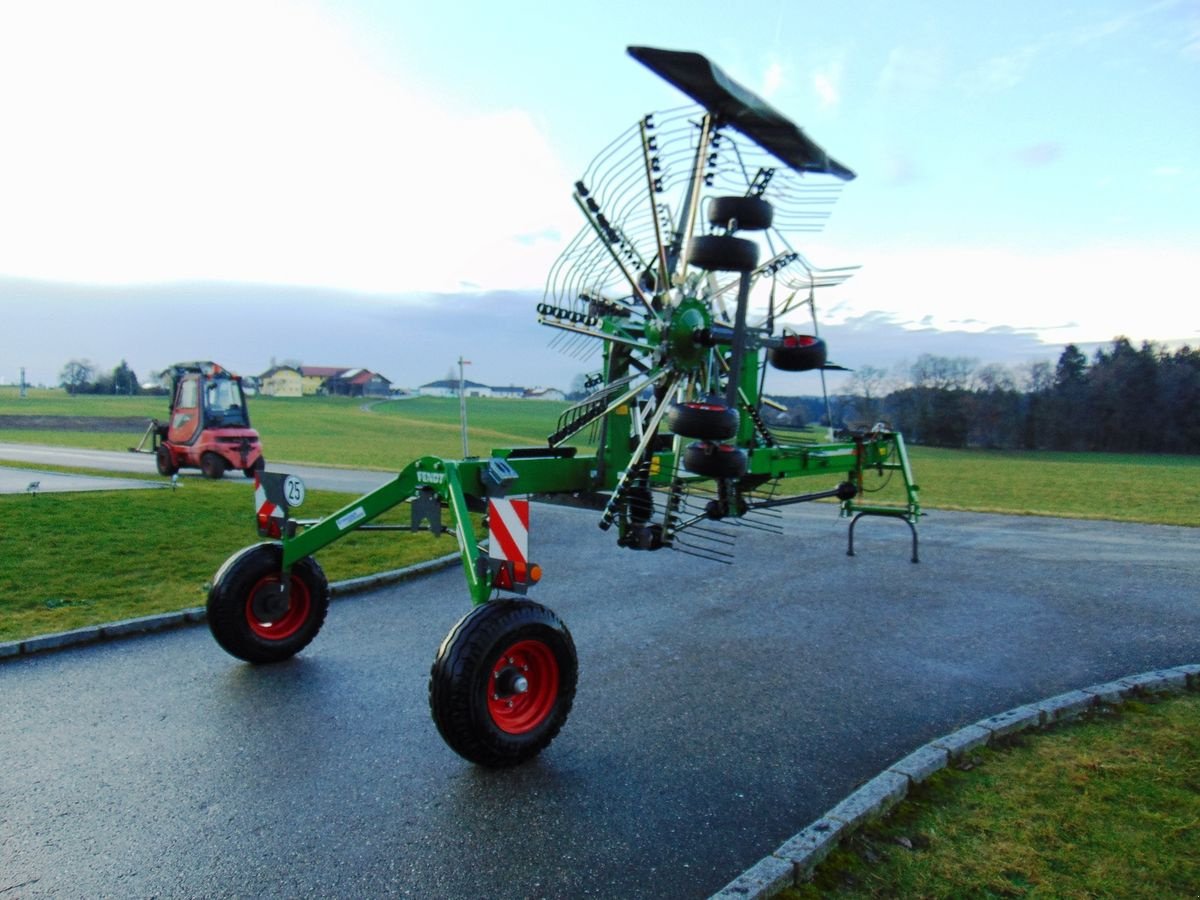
left=682, top=440, right=748, bottom=479
left=156, top=445, right=178, bottom=476
left=667, top=400, right=739, bottom=441
left=707, top=195, right=773, bottom=232
left=768, top=334, right=828, bottom=372
left=207, top=543, right=329, bottom=663
left=429, top=599, right=577, bottom=767
left=243, top=456, right=265, bottom=479
left=686, top=234, right=759, bottom=272
left=200, top=452, right=227, bottom=479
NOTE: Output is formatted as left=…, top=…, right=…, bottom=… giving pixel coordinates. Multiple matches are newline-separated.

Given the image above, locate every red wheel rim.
left=245, top=574, right=311, bottom=640
left=487, top=639, right=560, bottom=735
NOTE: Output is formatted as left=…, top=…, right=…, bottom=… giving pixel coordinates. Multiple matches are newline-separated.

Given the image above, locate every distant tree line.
left=834, top=338, right=1200, bottom=454
left=59, top=358, right=148, bottom=395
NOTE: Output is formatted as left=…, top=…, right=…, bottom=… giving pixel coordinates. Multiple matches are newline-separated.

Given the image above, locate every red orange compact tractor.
left=131, top=361, right=264, bottom=479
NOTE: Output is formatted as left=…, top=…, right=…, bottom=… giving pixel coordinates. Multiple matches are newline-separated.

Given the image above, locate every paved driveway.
left=2, top=502, right=1197, bottom=898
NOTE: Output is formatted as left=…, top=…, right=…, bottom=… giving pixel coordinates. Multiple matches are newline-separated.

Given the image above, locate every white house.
left=418, top=379, right=495, bottom=398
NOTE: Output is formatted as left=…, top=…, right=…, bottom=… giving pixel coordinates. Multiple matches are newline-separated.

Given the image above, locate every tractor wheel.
left=686, top=234, right=759, bottom=273
left=243, top=456, right=265, bottom=479
left=667, top=401, right=739, bottom=441
left=200, top=452, right=227, bottom=479
left=708, top=195, right=773, bottom=232
left=768, top=334, right=828, bottom=372
left=206, top=543, right=330, bottom=663
left=429, top=599, right=577, bottom=767
left=155, top=445, right=178, bottom=476
left=682, top=440, right=748, bottom=479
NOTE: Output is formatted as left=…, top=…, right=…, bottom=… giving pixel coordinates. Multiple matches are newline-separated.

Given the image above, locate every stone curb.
left=0, top=552, right=462, bottom=662
left=710, top=663, right=1200, bottom=899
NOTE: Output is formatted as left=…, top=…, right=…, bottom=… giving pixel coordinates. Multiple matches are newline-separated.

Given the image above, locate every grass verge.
left=781, top=691, right=1200, bottom=898
left=0, top=478, right=465, bottom=643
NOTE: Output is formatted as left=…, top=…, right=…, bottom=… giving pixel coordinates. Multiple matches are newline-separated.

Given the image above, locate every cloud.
left=815, top=243, right=1200, bottom=354
left=877, top=46, right=943, bottom=96
left=762, top=60, right=784, bottom=98
left=969, top=45, right=1038, bottom=92
left=0, top=1, right=576, bottom=294
left=1013, top=142, right=1063, bottom=166
left=882, top=154, right=922, bottom=186
left=812, top=61, right=841, bottom=108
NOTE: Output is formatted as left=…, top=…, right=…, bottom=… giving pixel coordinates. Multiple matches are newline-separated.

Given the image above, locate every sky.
left=0, top=0, right=1197, bottom=391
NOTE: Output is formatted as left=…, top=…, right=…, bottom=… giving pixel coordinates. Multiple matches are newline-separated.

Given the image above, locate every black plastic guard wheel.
left=682, top=441, right=748, bottom=478
left=707, top=196, right=773, bottom=232
left=430, top=599, right=578, bottom=767
left=667, top=401, right=739, bottom=440
left=768, top=334, right=828, bottom=371
left=207, top=542, right=330, bottom=663
left=686, top=234, right=759, bottom=272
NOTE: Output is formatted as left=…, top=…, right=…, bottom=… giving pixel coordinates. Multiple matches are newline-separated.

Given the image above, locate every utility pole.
left=458, top=356, right=471, bottom=457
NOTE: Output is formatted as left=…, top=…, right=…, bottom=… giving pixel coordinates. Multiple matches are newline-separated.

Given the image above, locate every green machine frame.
left=205, top=46, right=921, bottom=768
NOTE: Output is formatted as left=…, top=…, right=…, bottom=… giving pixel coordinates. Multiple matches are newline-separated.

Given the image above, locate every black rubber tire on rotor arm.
left=682, top=440, right=748, bottom=479
left=707, top=195, right=774, bottom=232
left=667, top=401, right=740, bottom=441
left=768, top=334, right=828, bottom=372
left=200, top=451, right=227, bottom=479
left=156, top=445, right=178, bottom=476
left=206, top=542, right=330, bottom=664
left=686, top=234, right=759, bottom=273
left=244, top=455, right=265, bottom=479
left=430, top=599, right=578, bottom=768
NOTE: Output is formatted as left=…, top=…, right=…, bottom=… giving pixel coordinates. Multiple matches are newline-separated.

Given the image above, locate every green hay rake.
left=206, top=46, right=921, bottom=767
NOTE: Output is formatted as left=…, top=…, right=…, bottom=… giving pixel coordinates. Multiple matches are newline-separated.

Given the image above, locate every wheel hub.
left=250, top=582, right=289, bottom=621
left=493, top=663, right=530, bottom=698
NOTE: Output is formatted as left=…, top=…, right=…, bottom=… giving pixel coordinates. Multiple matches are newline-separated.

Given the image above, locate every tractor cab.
left=131, top=361, right=265, bottom=479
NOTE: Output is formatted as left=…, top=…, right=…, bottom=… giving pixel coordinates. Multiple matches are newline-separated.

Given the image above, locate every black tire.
left=243, top=455, right=265, bottom=479
left=682, top=440, right=748, bottom=478
left=200, top=451, right=227, bottom=479
left=207, top=543, right=330, bottom=663
left=768, top=334, right=828, bottom=372
left=708, top=195, right=773, bottom=232
left=156, top=445, right=178, bottom=476
left=430, top=599, right=577, bottom=767
left=686, top=234, right=759, bottom=272
left=667, top=401, right=739, bottom=440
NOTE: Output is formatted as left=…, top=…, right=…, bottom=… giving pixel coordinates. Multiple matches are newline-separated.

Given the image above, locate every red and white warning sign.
left=488, top=497, right=530, bottom=582
left=254, top=473, right=287, bottom=536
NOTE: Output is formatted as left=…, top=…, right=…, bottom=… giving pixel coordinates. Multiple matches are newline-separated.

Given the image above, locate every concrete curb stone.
left=0, top=552, right=461, bottom=662
left=887, top=744, right=950, bottom=786
left=1034, top=689, right=1097, bottom=724
left=929, top=723, right=991, bottom=761
left=824, top=770, right=909, bottom=831
left=709, top=664, right=1200, bottom=899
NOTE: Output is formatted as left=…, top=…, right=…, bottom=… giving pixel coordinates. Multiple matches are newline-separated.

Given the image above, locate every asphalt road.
left=0, top=442, right=395, bottom=494
left=3, top=488, right=1198, bottom=897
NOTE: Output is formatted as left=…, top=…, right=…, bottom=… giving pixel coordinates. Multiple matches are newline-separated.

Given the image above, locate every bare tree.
left=60, top=358, right=95, bottom=394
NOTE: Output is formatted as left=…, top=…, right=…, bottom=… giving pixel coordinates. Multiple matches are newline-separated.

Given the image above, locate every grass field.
left=0, top=475, right=466, bottom=643
left=783, top=692, right=1200, bottom=898
left=0, top=388, right=578, bottom=467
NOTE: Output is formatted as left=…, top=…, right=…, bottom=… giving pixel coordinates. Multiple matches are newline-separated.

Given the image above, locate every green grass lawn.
left=0, top=476, right=464, bottom=643
left=0, top=387, right=579, bottom=467
left=783, top=692, right=1200, bottom=898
